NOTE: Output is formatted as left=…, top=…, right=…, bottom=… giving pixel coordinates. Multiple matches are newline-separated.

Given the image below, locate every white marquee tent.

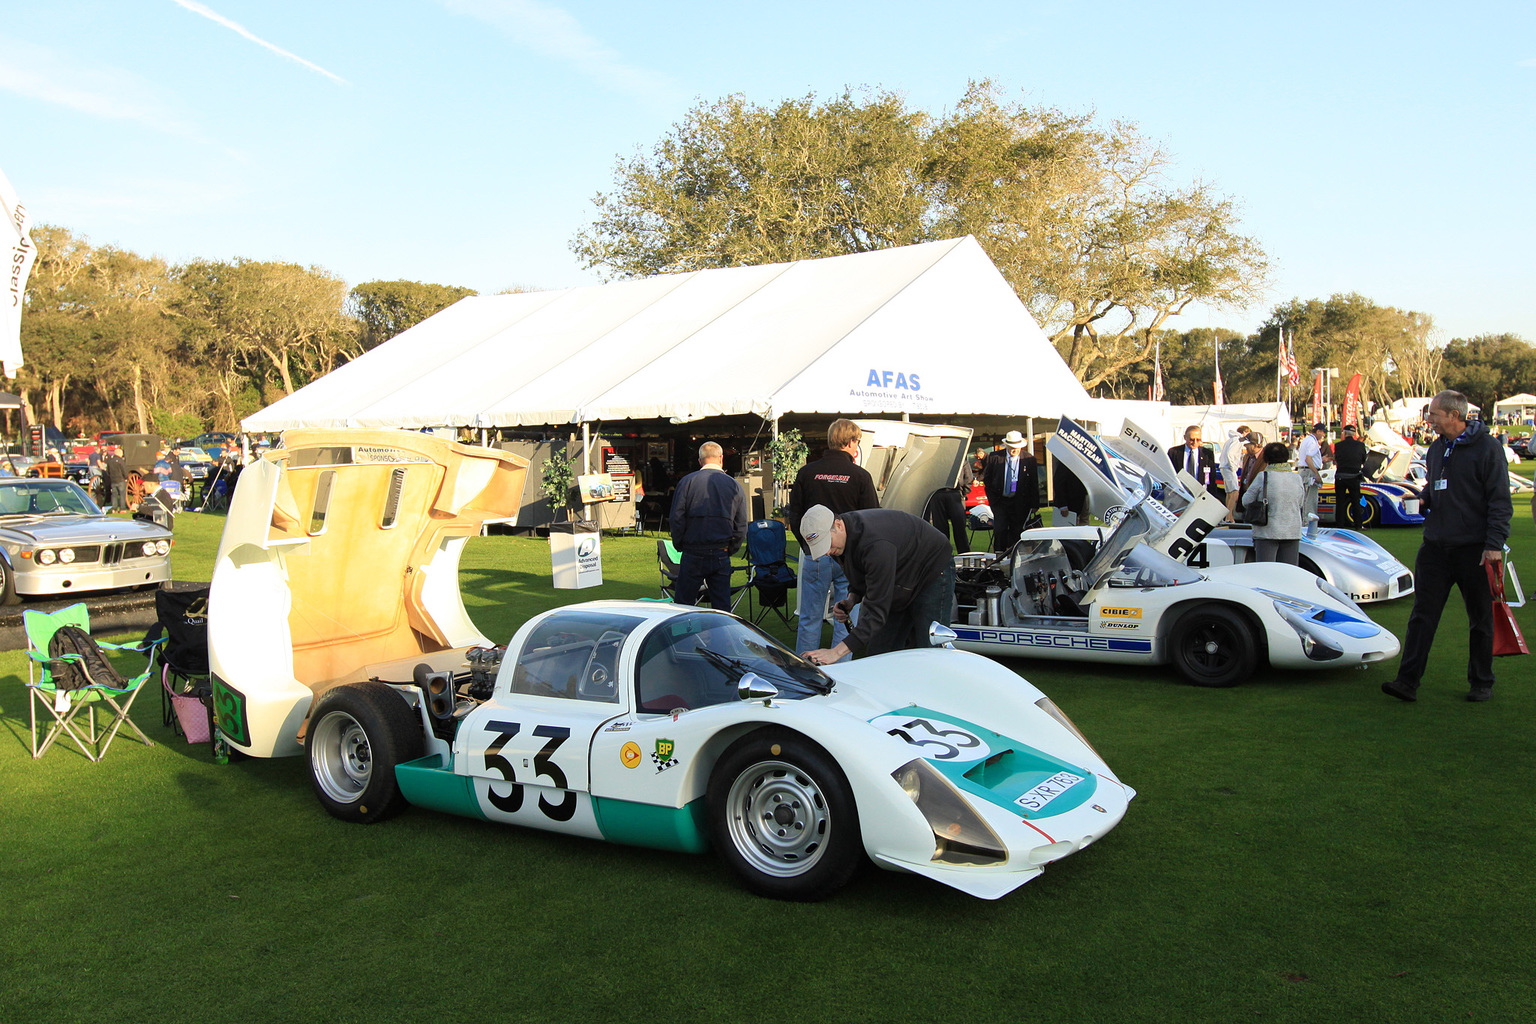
left=243, top=236, right=1093, bottom=433
left=1493, top=393, right=1536, bottom=422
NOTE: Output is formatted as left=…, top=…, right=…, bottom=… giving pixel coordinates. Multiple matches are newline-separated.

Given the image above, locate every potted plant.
left=764, top=428, right=808, bottom=522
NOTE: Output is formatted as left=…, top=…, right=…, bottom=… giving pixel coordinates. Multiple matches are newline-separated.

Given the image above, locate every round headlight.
left=58, top=548, right=76, bottom=564
left=142, top=542, right=156, bottom=557
left=155, top=539, right=170, bottom=555
left=898, top=767, right=922, bottom=801
left=37, top=549, right=56, bottom=565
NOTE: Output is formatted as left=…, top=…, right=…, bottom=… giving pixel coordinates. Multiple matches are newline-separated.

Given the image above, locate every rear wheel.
left=1358, top=496, right=1381, bottom=528
left=708, top=728, right=862, bottom=901
left=306, top=682, right=422, bottom=823
left=1170, top=605, right=1256, bottom=687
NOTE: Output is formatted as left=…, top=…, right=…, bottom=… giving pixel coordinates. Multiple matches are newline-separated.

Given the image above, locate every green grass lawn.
left=2, top=512, right=1533, bottom=1023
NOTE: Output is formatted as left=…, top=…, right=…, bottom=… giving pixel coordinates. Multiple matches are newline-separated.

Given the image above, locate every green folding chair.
left=25, top=603, right=164, bottom=762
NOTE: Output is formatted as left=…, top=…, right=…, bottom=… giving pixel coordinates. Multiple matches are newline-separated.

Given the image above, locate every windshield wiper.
left=695, top=646, right=752, bottom=679
left=694, top=644, right=832, bottom=694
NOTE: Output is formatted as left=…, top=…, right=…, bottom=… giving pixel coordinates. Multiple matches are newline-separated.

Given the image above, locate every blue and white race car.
left=207, top=429, right=1133, bottom=901
left=1317, top=473, right=1425, bottom=527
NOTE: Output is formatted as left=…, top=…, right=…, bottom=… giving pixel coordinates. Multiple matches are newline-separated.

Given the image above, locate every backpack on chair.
left=47, top=625, right=127, bottom=692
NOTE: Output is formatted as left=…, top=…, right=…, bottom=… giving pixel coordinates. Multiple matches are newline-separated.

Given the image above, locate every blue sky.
left=3, top=1, right=1532, bottom=343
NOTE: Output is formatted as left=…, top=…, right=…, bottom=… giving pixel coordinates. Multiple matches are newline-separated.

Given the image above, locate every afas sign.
left=865, top=369, right=922, bottom=391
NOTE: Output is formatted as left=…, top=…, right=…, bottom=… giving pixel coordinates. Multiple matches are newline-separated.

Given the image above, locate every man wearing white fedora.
left=981, top=430, right=1039, bottom=555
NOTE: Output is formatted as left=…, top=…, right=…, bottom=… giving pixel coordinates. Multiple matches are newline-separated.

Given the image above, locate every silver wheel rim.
left=311, top=710, right=371, bottom=803
left=725, top=758, right=830, bottom=878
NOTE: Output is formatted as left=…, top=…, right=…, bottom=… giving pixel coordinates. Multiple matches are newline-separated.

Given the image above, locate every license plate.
left=1015, top=771, right=1085, bottom=813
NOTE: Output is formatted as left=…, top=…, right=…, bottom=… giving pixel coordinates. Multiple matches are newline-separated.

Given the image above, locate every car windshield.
left=0, top=480, right=100, bottom=516
left=635, top=611, right=831, bottom=714
left=1103, top=543, right=1204, bottom=588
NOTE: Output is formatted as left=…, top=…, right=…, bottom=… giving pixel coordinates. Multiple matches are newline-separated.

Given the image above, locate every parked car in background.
left=0, top=478, right=173, bottom=604
left=185, top=432, right=237, bottom=458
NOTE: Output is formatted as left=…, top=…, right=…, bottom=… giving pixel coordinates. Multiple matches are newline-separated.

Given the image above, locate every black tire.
left=1297, top=555, right=1325, bottom=580
left=1359, top=496, right=1381, bottom=528
left=0, top=556, right=16, bottom=606
left=707, top=728, right=862, bottom=901
left=1170, top=605, right=1257, bottom=688
left=306, top=682, right=423, bottom=823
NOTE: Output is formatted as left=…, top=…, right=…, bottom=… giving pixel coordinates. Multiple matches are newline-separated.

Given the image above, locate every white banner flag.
left=1, top=165, right=36, bottom=377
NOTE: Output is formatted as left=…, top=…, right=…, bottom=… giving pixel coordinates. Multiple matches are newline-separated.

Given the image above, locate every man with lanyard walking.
left=1382, top=391, right=1512, bottom=702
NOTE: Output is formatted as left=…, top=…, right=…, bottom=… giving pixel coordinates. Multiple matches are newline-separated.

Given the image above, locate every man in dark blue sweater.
left=669, top=441, right=748, bottom=610
left=1383, top=391, right=1512, bottom=703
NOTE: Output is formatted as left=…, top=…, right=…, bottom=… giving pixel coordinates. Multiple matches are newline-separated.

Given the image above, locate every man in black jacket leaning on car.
left=1382, top=391, right=1512, bottom=703
left=797, top=505, right=955, bottom=664
left=670, top=441, right=749, bottom=610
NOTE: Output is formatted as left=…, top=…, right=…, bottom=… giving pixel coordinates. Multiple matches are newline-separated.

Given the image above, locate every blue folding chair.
left=744, top=519, right=797, bottom=626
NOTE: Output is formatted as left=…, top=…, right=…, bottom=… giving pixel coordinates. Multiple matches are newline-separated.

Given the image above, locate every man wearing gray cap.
left=798, top=505, right=955, bottom=665
left=980, top=430, right=1039, bottom=554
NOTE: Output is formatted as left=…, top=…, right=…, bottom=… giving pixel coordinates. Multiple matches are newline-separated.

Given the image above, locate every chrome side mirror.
left=1306, top=512, right=1321, bottom=539
left=928, top=622, right=958, bottom=649
left=738, top=672, right=779, bottom=703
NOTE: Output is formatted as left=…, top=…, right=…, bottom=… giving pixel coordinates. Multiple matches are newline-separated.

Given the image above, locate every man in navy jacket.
left=670, top=441, right=748, bottom=610
left=1382, top=391, right=1512, bottom=702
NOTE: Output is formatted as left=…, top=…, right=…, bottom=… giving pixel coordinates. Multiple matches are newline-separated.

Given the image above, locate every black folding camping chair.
left=150, top=581, right=214, bottom=744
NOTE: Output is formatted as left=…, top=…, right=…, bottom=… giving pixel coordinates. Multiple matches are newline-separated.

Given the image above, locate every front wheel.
left=707, top=728, right=862, bottom=901
left=1358, top=496, right=1381, bottom=528
left=306, top=682, right=423, bottom=823
left=0, top=556, right=16, bottom=606
left=1170, top=605, right=1257, bottom=687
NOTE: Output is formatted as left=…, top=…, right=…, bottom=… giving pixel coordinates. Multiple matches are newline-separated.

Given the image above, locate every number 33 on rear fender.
left=467, top=717, right=603, bottom=837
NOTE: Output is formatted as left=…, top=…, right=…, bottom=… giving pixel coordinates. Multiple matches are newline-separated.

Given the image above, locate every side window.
left=309, top=470, right=335, bottom=536
left=508, top=614, right=640, bottom=702
left=380, top=468, right=406, bottom=529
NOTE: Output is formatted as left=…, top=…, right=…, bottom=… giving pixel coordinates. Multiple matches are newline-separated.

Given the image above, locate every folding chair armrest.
left=100, top=635, right=166, bottom=654
left=30, top=651, right=84, bottom=668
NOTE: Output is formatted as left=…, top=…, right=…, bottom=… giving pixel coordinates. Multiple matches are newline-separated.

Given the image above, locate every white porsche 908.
left=947, top=420, right=1402, bottom=687
left=1060, top=419, right=1415, bottom=604
left=206, top=429, right=1133, bottom=901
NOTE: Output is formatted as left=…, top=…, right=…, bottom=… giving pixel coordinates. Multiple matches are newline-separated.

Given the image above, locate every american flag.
left=1282, top=329, right=1300, bottom=387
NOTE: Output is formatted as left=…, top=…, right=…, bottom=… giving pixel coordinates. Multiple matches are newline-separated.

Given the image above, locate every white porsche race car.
left=946, top=419, right=1402, bottom=686
left=207, top=429, right=1133, bottom=901
left=1059, top=418, right=1414, bottom=604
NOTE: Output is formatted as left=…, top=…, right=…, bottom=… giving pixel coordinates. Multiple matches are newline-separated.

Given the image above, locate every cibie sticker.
left=1100, top=606, right=1142, bottom=619
left=870, top=714, right=991, bottom=761
left=619, top=742, right=642, bottom=769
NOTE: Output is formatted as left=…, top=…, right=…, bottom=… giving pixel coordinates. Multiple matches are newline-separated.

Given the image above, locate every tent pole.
left=581, top=422, right=592, bottom=522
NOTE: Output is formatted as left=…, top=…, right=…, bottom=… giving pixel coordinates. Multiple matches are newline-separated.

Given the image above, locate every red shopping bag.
left=1487, top=560, right=1529, bottom=657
